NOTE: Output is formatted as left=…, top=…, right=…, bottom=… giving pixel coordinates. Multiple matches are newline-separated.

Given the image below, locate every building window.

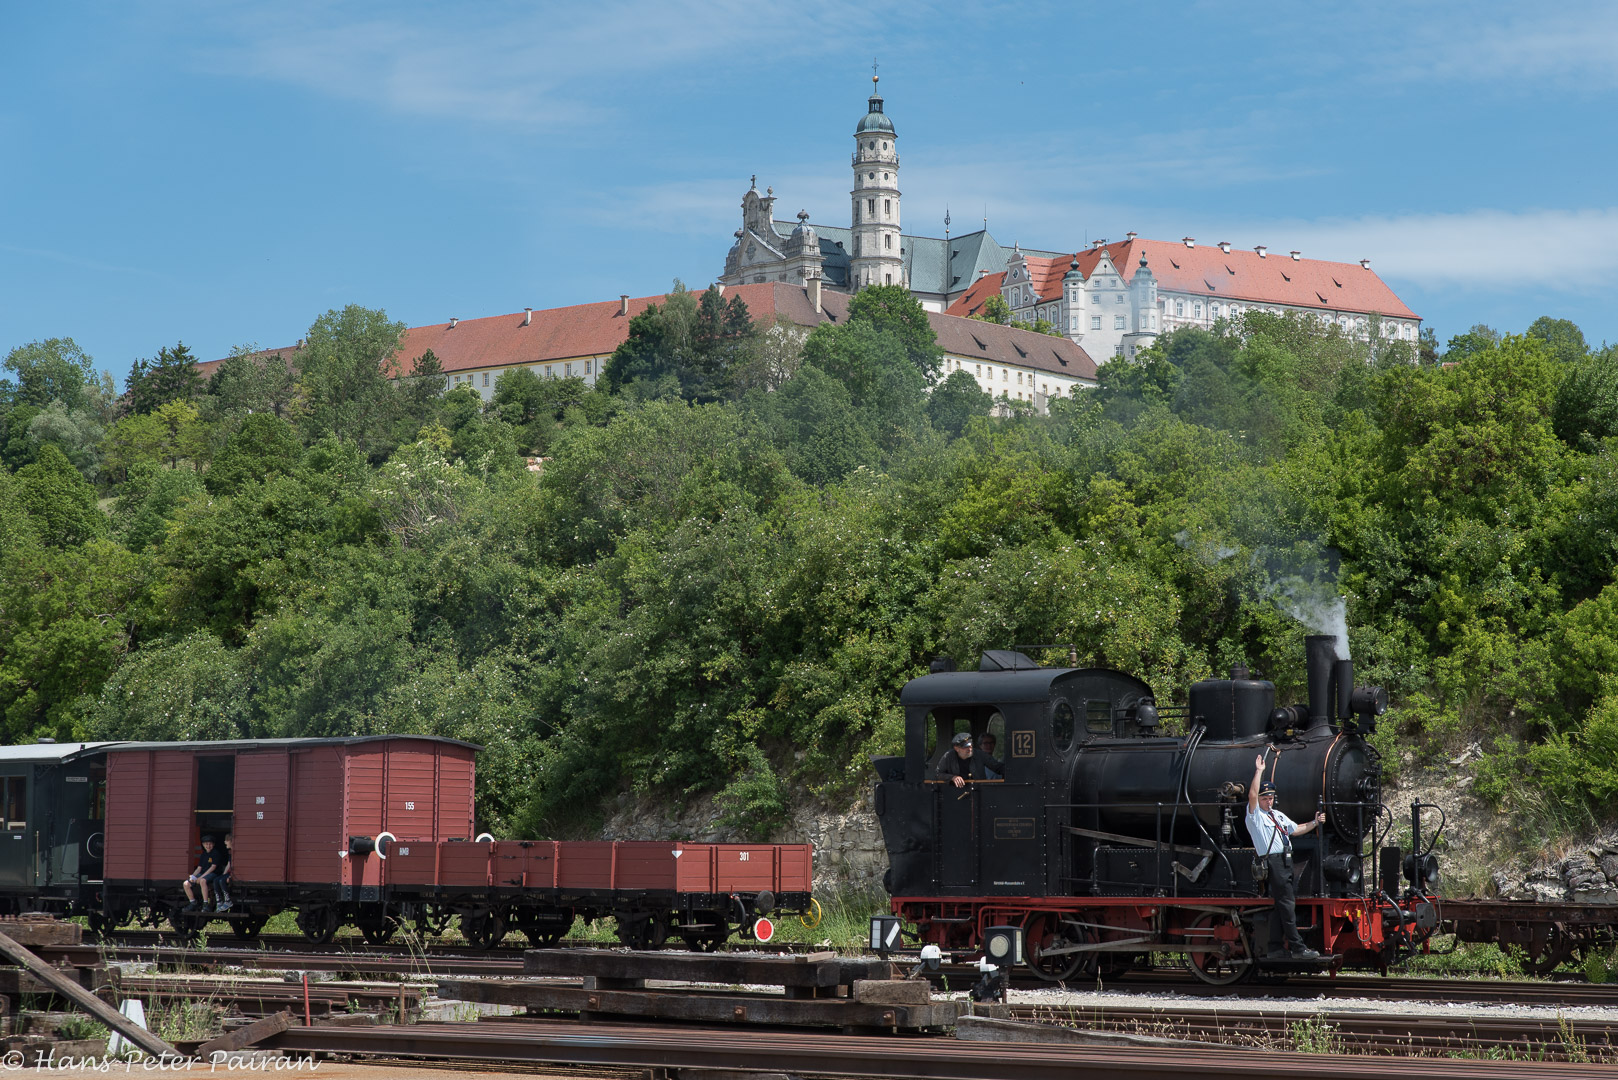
left=1091, top=316, right=1102, bottom=330
left=885, top=272, right=891, bottom=285
left=1042, top=383, right=1048, bottom=394
left=884, top=234, right=892, bottom=250
left=586, top=360, right=593, bottom=374
left=883, top=198, right=891, bottom=215
left=1070, top=317, right=1077, bottom=331
left=882, top=142, right=888, bottom=149
left=564, top=362, right=573, bottom=377
left=482, top=372, right=489, bottom=387
left=1114, top=315, right=1126, bottom=330
left=1175, top=300, right=1185, bottom=316
left=975, top=364, right=981, bottom=376
left=546, top=365, right=553, bottom=377
left=867, top=198, right=875, bottom=216
left=1017, top=372, right=1023, bottom=385
left=1194, top=303, right=1203, bottom=318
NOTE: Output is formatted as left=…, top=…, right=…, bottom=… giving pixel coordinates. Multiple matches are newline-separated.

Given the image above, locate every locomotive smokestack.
left=1332, top=658, right=1354, bottom=720
left=1305, top=634, right=1336, bottom=725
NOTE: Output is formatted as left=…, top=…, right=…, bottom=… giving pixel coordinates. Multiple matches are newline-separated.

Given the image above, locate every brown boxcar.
left=103, top=736, right=478, bottom=902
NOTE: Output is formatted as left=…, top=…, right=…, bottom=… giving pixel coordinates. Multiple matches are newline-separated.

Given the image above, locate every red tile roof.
left=205, top=281, right=1095, bottom=386
left=946, top=273, right=1009, bottom=319
left=948, top=238, right=1419, bottom=321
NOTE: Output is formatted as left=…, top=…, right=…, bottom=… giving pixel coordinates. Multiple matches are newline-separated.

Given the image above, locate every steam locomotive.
left=871, top=635, right=1443, bottom=983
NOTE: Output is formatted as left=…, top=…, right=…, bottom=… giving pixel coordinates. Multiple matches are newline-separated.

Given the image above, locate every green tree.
left=13, top=443, right=107, bottom=546
left=926, top=369, right=994, bottom=437
left=0, top=538, right=152, bottom=742
left=125, top=342, right=203, bottom=415
left=206, top=413, right=304, bottom=495
left=602, top=283, right=755, bottom=400
left=1527, top=316, right=1589, bottom=366
left=1551, top=347, right=1618, bottom=451
left=2, top=338, right=97, bottom=411
left=113, top=464, right=206, bottom=552
left=1443, top=323, right=1501, bottom=361
left=753, top=365, right=879, bottom=484
left=846, top=283, right=941, bottom=380
left=295, top=305, right=407, bottom=457
left=80, top=631, right=254, bottom=741
left=972, top=294, right=1014, bottom=325
left=205, top=345, right=300, bottom=420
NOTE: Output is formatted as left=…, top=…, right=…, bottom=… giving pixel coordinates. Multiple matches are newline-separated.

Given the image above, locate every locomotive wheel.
left=1184, top=912, right=1253, bottom=986
left=1024, top=915, right=1090, bottom=982
left=297, top=905, right=339, bottom=945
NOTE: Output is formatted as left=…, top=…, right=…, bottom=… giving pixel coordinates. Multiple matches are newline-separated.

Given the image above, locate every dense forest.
left=2, top=283, right=1615, bottom=841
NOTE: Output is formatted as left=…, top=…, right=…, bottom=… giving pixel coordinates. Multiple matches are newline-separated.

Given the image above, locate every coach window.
left=1, top=777, right=24, bottom=831
left=1051, top=699, right=1076, bottom=753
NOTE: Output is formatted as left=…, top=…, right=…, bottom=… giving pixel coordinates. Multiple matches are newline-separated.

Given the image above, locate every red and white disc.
left=753, top=917, right=775, bottom=942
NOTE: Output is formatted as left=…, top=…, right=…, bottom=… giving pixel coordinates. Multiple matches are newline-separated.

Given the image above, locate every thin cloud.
left=1262, top=208, right=1618, bottom=290
left=189, top=0, right=887, bottom=131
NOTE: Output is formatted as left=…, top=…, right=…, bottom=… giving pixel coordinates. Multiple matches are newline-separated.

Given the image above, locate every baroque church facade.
left=721, top=81, right=1421, bottom=361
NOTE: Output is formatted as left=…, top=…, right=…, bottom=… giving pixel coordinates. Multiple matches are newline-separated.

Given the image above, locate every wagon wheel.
left=646, top=913, right=670, bottom=950
left=233, top=913, right=268, bottom=941
left=86, top=909, right=120, bottom=937
left=1184, top=911, right=1254, bottom=987
left=1023, top=914, right=1090, bottom=982
left=614, top=916, right=651, bottom=950
left=1523, top=924, right=1574, bottom=975
left=359, top=918, right=397, bottom=946
left=297, top=905, right=339, bottom=945
left=167, top=908, right=200, bottom=944
left=465, top=912, right=508, bottom=950
left=525, top=926, right=567, bottom=948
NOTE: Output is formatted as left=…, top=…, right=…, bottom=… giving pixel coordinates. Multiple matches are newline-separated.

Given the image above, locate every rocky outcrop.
left=1490, top=836, right=1618, bottom=903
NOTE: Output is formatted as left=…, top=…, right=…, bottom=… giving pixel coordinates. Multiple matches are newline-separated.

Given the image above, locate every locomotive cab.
left=874, top=651, right=1153, bottom=898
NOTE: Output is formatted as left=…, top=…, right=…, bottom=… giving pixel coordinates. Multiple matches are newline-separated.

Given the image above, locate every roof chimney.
left=978, top=269, right=989, bottom=279
left=1290, top=251, right=1301, bottom=261
left=522, top=307, right=532, bottom=326
left=1091, top=238, right=1105, bottom=250
left=807, top=275, right=822, bottom=315
left=1254, top=245, right=1267, bottom=258
left=1218, top=241, right=1231, bottom=254
left=449, top=317, right=458, bottom=329
left=619, top=294, right=629, bottom=316
left=1360, top=258, right=1371, bottom=269
left=1126, top=231, right=1137, bottom=241
left=1182, top=237, right=1195, bottom=248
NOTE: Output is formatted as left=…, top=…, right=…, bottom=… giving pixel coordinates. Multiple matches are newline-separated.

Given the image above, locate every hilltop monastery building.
left=219, top=83, right=1419, bottom=414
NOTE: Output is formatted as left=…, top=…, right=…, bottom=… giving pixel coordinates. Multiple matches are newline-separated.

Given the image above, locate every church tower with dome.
left=849, top=75, right=905, bottom=290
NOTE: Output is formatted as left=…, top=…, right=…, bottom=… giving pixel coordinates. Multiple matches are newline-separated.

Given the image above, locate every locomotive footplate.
left=1256, top=952, right=1340, bottom=968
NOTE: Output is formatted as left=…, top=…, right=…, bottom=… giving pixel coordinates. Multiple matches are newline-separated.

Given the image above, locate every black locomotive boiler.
left=871, top=635, right=1441, bottom=983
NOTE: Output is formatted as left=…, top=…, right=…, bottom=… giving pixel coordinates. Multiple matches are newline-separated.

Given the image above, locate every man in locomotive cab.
left=1248, top=753, right=1324, bottom=960
left=940, top=732, right=987, bottom=788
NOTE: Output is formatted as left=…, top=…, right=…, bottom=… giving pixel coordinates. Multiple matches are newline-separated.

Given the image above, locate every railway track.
left=1010, top=1002, right=1618, bottom=1061
left=264, top=1018, right=1618, bottom=1079
left=68, top=937, right=1618, bottom=1009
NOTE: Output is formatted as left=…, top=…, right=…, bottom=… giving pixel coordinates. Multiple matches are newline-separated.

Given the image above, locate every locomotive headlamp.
left=1350, top=686, right=1388, bottom=717
left=1322, top=853, right=1363, bottom=887
left=1403, top=852, right=1440, bottom=890
left=983, top=925, right=1024, bottom=966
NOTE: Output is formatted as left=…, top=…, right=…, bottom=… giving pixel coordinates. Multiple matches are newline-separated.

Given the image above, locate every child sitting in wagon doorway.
left=214, top=832, right=234, bottom=912
left=181, top=835, right=226, bottom=911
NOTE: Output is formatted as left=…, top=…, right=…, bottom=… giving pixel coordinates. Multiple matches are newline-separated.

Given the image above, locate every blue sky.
left=4, top=1, right=1616, bottom=378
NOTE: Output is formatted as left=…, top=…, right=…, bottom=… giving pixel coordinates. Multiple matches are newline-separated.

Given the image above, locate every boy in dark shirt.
left=182, top=836, right=224, bottom=912
left=214, top=833, right=234, bottom=912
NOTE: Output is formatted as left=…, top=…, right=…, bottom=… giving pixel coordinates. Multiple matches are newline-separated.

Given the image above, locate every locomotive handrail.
left=1065, top=825, right=1209, bottom=857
